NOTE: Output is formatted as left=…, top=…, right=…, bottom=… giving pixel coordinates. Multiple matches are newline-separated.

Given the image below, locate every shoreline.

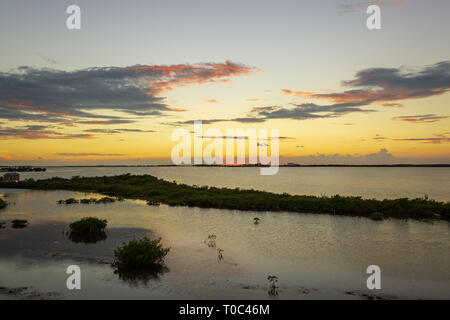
left=1, top=164, right=450, bottom=168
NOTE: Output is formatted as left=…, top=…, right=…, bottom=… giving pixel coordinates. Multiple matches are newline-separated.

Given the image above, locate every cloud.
left=381, top=103, right=404, bottom=108
left=0, top=128, right=94, bottom=140
left=246, top=98, right=260, bottom=102
left=0, top=61, right=257, bottom=126
left=394, top=138, right=450, bottom=144
left=250, top=102, right=375, bottom=121
left=394, top=132, right=450, bottom=144
left=371, top=132, right=450, bottom=144
left=43, top=56, right=57, bottom=64
left=126, top=61, right=259, bottom=95
left=392, top=114, right=449, bottom=123
left=56, top=153, right=125, bottom=157
left=338, top=0, right=407, bottom=14
left=196, top=135, right=292, bottom=141
left=205, top=99, right=219, bottom=103
left=283, top=61, right=450, bottom=107
left=373, top=135, right=388, bottom=140
left=83, top=128, right=156, bottom=134
left=166, top=117, right=267, bottom=126
left=198, top=135, right=248, bottom=140
left=284, top=148, right=396, bottom=164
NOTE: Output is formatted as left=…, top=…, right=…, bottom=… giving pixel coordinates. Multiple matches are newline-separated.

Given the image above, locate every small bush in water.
left=69, top=217, right=107, bottom=235
left=12, top=219, right=28, bottom=228
left=113, top=237, right=170, bottom=269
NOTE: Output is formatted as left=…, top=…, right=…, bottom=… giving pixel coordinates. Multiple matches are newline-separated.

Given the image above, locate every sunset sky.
left=0, top=0, right=449, bottom=165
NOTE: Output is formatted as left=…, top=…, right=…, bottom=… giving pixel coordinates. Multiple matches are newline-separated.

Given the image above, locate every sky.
left=0, top=0, right=449, bottom=165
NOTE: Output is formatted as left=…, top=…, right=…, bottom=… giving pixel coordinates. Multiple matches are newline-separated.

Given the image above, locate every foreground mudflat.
left=0, top=189, right=449, bottom=299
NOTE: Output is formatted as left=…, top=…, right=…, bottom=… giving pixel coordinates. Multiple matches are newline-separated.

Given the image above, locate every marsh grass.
left=4, top=174, right=449, bottom=221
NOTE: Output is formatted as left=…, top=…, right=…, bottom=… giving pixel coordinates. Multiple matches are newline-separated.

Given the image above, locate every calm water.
left=0, top=188, right=449, bottom=299
left=15, top=166, right=450, bottom=201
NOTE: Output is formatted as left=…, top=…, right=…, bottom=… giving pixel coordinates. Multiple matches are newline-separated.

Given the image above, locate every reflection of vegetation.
left=58, top=197, right=117, bottom=205
left=0, top=198, right=7, bottom=209
left=370, top=212, right=384, bottom=221
left=68, top=231, right=107, bottom=243
left=113, top=237, right=170, bottom=269
left=4, top=174, right=450, bottom=220
left=12, top=219, right=28, bottom=228
left=68, top=217, right=107, bottom=243
left=204, top=234, right=217, bottom=248
left=113, top=263, right=169, bottom=286
left=267, top=275, right=279, bottom=297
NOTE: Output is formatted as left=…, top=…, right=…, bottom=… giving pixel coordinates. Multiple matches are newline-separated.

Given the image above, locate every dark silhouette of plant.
left=58, top=198, right=79, bottom=204
left=68, top=217, right=107, bottom=243
left=217, top=248, right=224, bottom=262
left=254, top=217, right=260, bottom=224
left=113, top=237, right=170, bottom=270
left=0, top=222, right=5, bottom=229
left=69, top=217, right=107, bottom=235
left=267, top=275, right=279, bottom=297
left=370, top=212, right=384, bottom=221
left=58, top=197, right=117, bottom=205
left=204, top=234, right=217, bottom=248
left=0, top=198, right=7, bottom=209
left=12, top=219, right=28, bottom=228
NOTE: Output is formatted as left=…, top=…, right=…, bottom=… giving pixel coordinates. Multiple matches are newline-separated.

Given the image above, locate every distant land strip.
left=1, top=164, right=450, bottom=168
left=0, top=174, right=449, bottom=221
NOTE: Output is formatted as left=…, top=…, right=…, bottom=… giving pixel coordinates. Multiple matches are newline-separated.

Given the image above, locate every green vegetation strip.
left=1, top=174, right=449, bottom=220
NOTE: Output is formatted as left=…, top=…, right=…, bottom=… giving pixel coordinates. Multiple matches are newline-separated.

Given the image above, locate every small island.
left=0, top=166, right=46, bottom=172
left=0, top=174, right=449, bottom=221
